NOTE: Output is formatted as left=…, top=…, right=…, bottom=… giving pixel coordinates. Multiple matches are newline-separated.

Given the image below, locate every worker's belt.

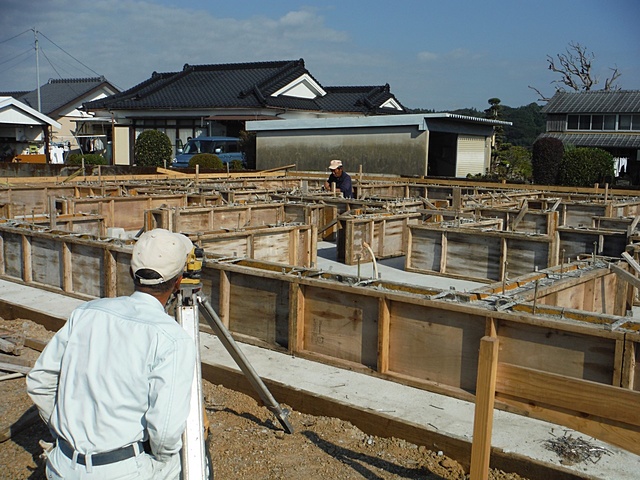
left=58, top=438, right=149, bottom=466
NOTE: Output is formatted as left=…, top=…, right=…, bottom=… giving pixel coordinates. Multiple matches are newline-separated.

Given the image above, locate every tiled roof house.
left=83, top=59, right=406, bottom=166
left=539, top=90, right=640, bottom=182
left=0, top=77, right=118, bottom=161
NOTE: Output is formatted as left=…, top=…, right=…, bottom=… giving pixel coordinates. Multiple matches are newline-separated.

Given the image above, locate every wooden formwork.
left=336, top=212, right=421, bottom=264
left=1, top=225, right=639, bottom=457
left=145, top=204, right=288, bottom=232
left=557, top=226, right=629, bottom=261
left=58, top=194, right=189, bottom=230
left=474, top=206, right=559, bottom=235
left=191, top=224, right=317, bottom=268
left=5, top=214, right=107, bottom=238
left=406, top=224, right=557, bottom=282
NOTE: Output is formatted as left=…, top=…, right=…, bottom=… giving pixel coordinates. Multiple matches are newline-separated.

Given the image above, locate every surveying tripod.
left=175, top=247, right=294, bottom=480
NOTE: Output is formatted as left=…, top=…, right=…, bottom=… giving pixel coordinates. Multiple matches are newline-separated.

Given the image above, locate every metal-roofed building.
left=247, top=113, right=511, bottom=177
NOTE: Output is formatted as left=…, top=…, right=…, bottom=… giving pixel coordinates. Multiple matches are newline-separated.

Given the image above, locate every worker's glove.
left=39, top=439, right=54, bottom=460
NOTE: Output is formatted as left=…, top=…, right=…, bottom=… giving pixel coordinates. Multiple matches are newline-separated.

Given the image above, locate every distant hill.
left=408, top=103, right=546, bottom=149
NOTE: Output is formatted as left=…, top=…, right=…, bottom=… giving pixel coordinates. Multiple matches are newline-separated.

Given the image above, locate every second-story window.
left=567, top=114, right=639, bottom=131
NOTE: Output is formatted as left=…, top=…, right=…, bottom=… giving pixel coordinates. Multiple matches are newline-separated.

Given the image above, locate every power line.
left=0, top=29, right=31, bottom=45
left=38, top=31, right=102, bottom=78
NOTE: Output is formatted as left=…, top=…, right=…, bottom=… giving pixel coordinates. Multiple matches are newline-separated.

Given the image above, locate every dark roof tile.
left=84, top=59, right=405, bottom=115
left=13, top=77, right=118, bottom=116
left=539, top=132, right=640, bottom=149
left=542, top=90, right=640, bottom=114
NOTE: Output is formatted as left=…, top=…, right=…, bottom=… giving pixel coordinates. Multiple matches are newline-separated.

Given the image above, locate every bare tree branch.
left=528, top=85, right=552, bottom=102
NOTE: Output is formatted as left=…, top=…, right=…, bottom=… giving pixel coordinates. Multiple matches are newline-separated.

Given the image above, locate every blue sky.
left=1, top=0, right=638, bottom=111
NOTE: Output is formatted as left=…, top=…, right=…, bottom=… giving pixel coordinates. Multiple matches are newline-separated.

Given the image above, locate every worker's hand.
left=39, top=439, right=54, bottom=460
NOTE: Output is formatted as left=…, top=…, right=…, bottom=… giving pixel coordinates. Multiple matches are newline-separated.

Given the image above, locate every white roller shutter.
left=456, top=135, right=485, bottom=177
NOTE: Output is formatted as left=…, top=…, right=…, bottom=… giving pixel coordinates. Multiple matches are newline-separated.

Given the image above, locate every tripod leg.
left=177, top=294, right=209, bottom=479
left=196, top=294, right=294, bottom=434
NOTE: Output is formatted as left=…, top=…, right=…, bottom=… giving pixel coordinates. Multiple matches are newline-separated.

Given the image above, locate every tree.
left=530, top=42, right=621, bottom=101
left=532, top=137, right=564, bottom=185
left=485, top=98, right=505, bottom=173
left=134, top=130, right=173, bottom=167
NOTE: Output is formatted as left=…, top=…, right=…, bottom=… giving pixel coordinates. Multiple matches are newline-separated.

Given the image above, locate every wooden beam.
left=511, top=200, right=528, bottom=231
left=470, top=336, right=499, bottom=480
left=496, top=362, right=640, bottom=427
left=377, top=298, right=390, bottom=374
left=610, top=263, right=640, bottom=290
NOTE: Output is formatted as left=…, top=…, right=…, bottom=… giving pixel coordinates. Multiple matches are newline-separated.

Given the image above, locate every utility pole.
left=34, top=28, right=41, bottom=112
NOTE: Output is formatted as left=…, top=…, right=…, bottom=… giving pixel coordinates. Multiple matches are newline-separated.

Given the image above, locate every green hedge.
left=558, top=147, right=614, bottom=187
left=67, top=153, right=108, bottom=165
left=189, top=153, right=223, bottom=169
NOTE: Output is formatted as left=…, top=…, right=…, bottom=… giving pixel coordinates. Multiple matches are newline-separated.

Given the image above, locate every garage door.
left=456, top=135, right=486, bottom=177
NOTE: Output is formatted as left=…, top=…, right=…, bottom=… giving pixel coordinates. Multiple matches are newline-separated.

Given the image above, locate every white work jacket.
left=27, top=292, right=196, bottom=465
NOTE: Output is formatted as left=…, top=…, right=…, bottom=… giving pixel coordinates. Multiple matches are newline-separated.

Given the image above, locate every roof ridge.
left=182, top=59, right=300, bottom=73
left=48, top=76, right=106, bottom=84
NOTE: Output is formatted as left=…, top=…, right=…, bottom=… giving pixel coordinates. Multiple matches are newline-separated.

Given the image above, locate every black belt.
left=58, top=438, right=149, bottom=466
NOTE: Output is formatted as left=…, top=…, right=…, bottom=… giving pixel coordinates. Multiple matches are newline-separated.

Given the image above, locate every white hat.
left=328, top=159, right=342, bottom=170
left=131, top=229, right=193, bottom=285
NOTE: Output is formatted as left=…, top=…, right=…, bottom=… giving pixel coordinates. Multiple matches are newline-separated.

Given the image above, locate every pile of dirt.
left=0, top=318, right=528, bottom=479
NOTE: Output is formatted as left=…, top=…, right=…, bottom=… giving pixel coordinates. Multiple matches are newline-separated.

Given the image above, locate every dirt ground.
left=0, top=318, right=529, bottom=480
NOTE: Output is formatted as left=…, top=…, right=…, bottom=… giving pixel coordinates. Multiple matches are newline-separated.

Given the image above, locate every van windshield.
left=183, top=140, right=216, bottom=155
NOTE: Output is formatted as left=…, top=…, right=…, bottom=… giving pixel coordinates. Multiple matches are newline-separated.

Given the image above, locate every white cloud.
left=417, top=51, right=438, bottom=61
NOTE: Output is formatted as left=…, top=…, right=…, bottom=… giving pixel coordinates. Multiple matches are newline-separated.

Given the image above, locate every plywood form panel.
left=559, top=229, right=628, bottom=259
left=504, top=238, right=551, bottom=277
left=445, top=232, right=501, bottom=280
left=111, top=252, right=131, bottom=297
left=497, top=321, right=616, bottom=384
left=252, top=231, right=292, bottom=264
left=3, top=232, right=23, bottom=279
left=70, top=243, right=104, bottom=297
left=200, top=236, right=250, bottom=259
left=31, top=237, right=62, bottom=288
left=302, top=285, right=378, bottom=369
left=562, top=204, right=606, bottom=227
left=406, top=227, right=442, bottom=272
left=387, top=302, right=484, bottom=391
left=227, top=273, right=290, bottom=348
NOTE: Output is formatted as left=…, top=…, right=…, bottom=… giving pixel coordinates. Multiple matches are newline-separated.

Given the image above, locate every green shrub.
left=532, top=137, right=564, bottom=185
left=189, top=153, right=223, bottom=169
left=66, top=153, right=107, bottom=165
left=229, top=159, right=244, bottom=170
left=134, top=130, right=172, bottom=167
left=557, top=147, right=615, bottom=187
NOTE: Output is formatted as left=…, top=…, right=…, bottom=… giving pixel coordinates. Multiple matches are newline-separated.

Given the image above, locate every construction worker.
left=27, top=228, right=197, bottom=479
left=324, top=159, right=353, bottom=198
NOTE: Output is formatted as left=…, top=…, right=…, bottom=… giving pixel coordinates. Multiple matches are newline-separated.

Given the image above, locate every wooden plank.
left=377, top=298, right=390, bottom=374
left=496, top=362, right=640, bottom=427
left=0, top=337, right=22, bottom=355
left=610, top=263, right=640, bottom=290
left=218, top=270, right=230, bottom=329
left=0, top=361, right=31, bottom=374
left=470, top=337, right=499, bottom=480
left=510, top=200, right=528, bottom=231
left=288, top=283, right=305, bottom=353
left=24, top=337, right=47, bottom=352
left=0, top=353, right=31, bottom=367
